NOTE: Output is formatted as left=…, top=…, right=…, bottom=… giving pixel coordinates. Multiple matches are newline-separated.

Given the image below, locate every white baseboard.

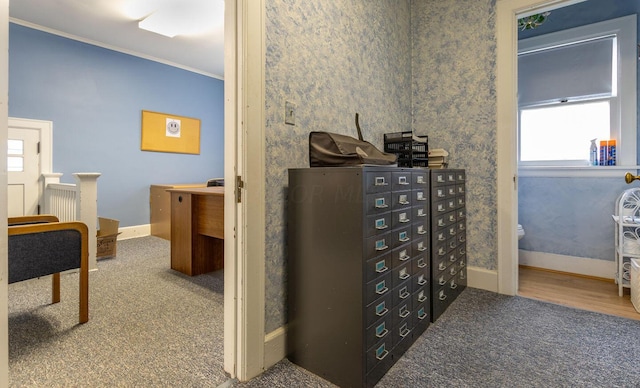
left=518, top=250, right=615, bottom=280
left=264, top=325, right=287, bottom=369
left=117, top=223, right=151, bottom=240
left=468, top=266, right=498, bottom=292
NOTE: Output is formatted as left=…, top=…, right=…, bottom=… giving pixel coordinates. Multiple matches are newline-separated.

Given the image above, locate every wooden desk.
left=167, top=187, right=224, bottom=276
left=150, top=183, right=206, bottom=240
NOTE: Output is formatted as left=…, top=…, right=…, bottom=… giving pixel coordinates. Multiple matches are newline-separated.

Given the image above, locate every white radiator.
left=45, top=183, right=77, bottom=222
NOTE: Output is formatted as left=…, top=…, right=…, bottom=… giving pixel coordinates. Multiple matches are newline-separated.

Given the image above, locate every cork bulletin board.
left=140, top=110, right=201, bottom=154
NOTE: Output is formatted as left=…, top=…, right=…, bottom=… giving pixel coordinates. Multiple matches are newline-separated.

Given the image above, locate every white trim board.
left=117, top=224, right=151, bottom=240
left=518, top=250, right=615, bottom=279
left=468, top=266, right=499, bottom=293
left=264, top=326, right=287, bottom=370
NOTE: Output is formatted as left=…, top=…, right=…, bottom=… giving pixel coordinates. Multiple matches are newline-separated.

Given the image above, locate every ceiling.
left=9, top=0, right=225, bottom=79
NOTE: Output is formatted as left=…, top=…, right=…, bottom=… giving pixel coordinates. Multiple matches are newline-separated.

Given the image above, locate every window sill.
left=518, top=165, right=640, bottom=178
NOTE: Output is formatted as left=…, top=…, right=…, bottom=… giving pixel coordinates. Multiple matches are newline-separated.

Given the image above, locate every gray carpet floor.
left=9, top=236, right=228, bottom=387
left=9, top=236, right=640, bottom=387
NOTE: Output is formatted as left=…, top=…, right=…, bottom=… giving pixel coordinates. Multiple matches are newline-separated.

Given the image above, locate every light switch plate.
left=285, top=101, right=296, bottom=125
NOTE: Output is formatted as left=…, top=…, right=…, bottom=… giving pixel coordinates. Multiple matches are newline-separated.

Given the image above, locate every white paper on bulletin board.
left=141, top=110, right=200, bottom=154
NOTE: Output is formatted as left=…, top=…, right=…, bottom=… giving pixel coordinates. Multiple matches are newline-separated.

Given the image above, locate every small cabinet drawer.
left=391, top=191, right=412, bottom=210
left=366, top=272, right=393, bottom=305
left=366, top=337, right=393, bottom=372
left=366, top=315, right=393, bottom=350
left=412, top=285, right=429, bottom=307
left=392, top=262, right=413, bottom=288
left=412, top=171, right=428, bottom=188
left=392, top=280, right=412, bottom=306
left=433, top=186, right=447, bottom=199
left=391, top=227, right=412, bottom=248
left=391, top=244, right=412, bottom=268
left=456, top=170, right=466, bottom=182
left=391, top=209, right=412, bottom=229
left=364, top=233, right=392, bottom=260
left=412, top=255, right=428, bottom=273
left=366, top=192, right=392, bottom=215
left=412, top=236, right=428, bottom=255
left=431, top=171, right=447, bottom=186
left=365, top=213, right=392, bottom=237
left=413, top=189, right=428, bottom=203
left=365, top=293, right=393, bottom=327
left=391, top=299, right=412, bottom=328
left=392, top=172, right=413, bottom=191
left=413, top=222, right=428, bottom=238
left=365, top=253, right=392, bottom=283
left=413, top=204, right=428, bottom=220
left=365, top=172, right=392, bottom=193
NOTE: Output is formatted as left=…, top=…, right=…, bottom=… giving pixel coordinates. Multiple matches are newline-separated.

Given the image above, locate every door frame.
left=223, top=0, right=266, bottom=381
left=1, top=0, right=9, bottom=385
left=8, top=117, right=53, bottom=215
left=496, top=0, right=586, bottom=295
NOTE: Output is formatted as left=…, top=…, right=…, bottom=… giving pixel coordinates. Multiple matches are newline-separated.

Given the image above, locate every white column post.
left=73, top=173, right=101, bottom=271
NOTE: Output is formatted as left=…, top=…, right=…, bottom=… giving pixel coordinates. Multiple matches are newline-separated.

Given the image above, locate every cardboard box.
left=97, top=217, right=120, bottom=259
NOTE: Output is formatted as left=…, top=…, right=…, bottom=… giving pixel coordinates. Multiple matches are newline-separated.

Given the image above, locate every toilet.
left=517, top=224, right=525, bottom=240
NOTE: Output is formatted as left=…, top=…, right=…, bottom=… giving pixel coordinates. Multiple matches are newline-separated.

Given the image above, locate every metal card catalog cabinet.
left=430, top=169, right=467, bottom=322
left=287, top=166, right=430, bottom=388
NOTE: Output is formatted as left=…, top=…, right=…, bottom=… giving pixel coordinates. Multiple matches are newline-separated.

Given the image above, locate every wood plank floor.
left=518, top=266, right=640, bottom=321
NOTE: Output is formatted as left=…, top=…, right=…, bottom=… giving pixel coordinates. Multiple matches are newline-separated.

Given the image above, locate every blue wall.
left=517, top=0, right=639, bottom=261
left=8, top=23, right=224, bottom=227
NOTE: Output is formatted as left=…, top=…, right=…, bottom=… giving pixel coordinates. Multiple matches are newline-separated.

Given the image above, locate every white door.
left=7, top=128, right=40, bottom=216
left=7, top=118, right=53, bottom=218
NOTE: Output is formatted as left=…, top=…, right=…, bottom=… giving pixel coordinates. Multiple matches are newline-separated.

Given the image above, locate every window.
left=517, top=15, right=636, bottom=172
left=7, top=139, right=24, bottom=172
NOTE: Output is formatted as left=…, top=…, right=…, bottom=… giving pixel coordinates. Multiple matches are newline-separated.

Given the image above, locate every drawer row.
left=432, top=258, right=466, bottom=291
left=366, top=191, right=429, bottom=215
left=433, top=208, right=466, bottom=231
left=365, top=246, right=429, bottom=284
left=365, top=272, right=429, bottom=326
left=432, top=195, right=466, bottom=214
left=431, top=170, right=466, bottom=187
left=365, top=230, right=428, bottom=261
left=432, top=184, right=466, bottom=200
left=365, top=171, right=429, bottom=194
left=365, top=264, right=430, bottom=308
left=366, top=209, right=429, bottom=237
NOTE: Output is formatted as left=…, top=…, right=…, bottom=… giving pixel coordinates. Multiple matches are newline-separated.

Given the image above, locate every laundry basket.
left=632, top=258, right=640, bottom=313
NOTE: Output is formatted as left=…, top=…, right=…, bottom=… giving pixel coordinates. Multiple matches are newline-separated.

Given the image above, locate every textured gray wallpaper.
left=411, top=0, right=498, bottom=270
left=265, top=0, right=412, bottom=332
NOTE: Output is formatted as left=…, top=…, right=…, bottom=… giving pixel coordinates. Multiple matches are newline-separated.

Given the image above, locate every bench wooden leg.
left=79, top=261, right=89, bottom=324
left=52, top=273, right=60, bottom=304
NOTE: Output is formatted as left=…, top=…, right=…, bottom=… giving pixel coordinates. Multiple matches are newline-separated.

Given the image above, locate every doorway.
left=7, top=118, right=52, bottom=217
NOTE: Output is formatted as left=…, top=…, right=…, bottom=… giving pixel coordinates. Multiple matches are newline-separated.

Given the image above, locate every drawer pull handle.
left=375, top=224, right=388, bottom=230
left=398, top=176, right=409, bottom=185
left=460, top=272, right=466, bottom=280
left=438, top=248, right=446, bottom=256
left=438, top=234, right=446, bottom=241
left=417, top=229, right=427, bottom=235
left=417, top=210, right=426, bottom=217
left=450, top=281, right=458, bottom=290
left=438, top=262, right=447, bottom=271
left=450, top=268, right=457, bottom=276
left=375, top=198, right=388, bottom=209
left=417, top=259, right=426, bottom=268
left=399, top=324, right=410, bottom=338
left=438, top=219, right=445, bottom=227
left=374, top=177, right=388, bottom=186
left=459, top=260, right=465, bottom=267
left=437, top=205, right=446, bottom=212
left=439, top=277, right=446, bottom=286
left=375, top=304, right=389, bottom=317
left=399, top=253, right=410, bottom=262
left=418, top=293, right=427, bottom=303
left=376, top=323, right=388, bottom=338
left=417, top=276, right=427, bottom=286
left=417, top=243, right=427, bottom=252
left=375, top=260, right=388, bottom=273
left=399, top=218, right=410, bottom=224
left=417, top=308, right=427, bottom=320
left=439, top=293, right=447, bottom=301
left=450, top=254, right=457, bottom=262
left=399, top=231, right=409, bottom=243
left=460, top=248, right=466, bottom=255
left=399, top=272, right=410, bottom=280
left=375, top=239, right=389, bottom=251
left=375, top=281, right=389, bottom=295
left=399, top=307, right=411, bottom=318
left=375, top=345, right=389, bottom=361
left=399, top=287, right=410, bottom=299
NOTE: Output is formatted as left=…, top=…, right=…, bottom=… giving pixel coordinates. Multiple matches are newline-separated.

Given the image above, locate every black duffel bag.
left=308, top=114, right=398, bottom=167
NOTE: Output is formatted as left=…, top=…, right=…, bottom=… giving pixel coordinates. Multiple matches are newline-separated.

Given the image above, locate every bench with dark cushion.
left=8, top=215, right=89, bottom=324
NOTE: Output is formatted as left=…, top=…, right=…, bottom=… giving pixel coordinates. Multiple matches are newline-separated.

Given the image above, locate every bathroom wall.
left=517, top=0, right=640, bottom=264
left=264, top=0, right=412, bottom=332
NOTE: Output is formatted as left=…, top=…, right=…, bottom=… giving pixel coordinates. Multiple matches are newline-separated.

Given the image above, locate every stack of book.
left=428, top=149, right=449, bottom=168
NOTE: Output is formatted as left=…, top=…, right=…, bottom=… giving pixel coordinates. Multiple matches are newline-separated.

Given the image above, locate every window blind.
left=518, top=37, right=614, bottom=106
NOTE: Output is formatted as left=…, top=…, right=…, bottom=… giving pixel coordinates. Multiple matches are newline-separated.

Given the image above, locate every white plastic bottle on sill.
left=590, top=138, right=598, bottom=166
